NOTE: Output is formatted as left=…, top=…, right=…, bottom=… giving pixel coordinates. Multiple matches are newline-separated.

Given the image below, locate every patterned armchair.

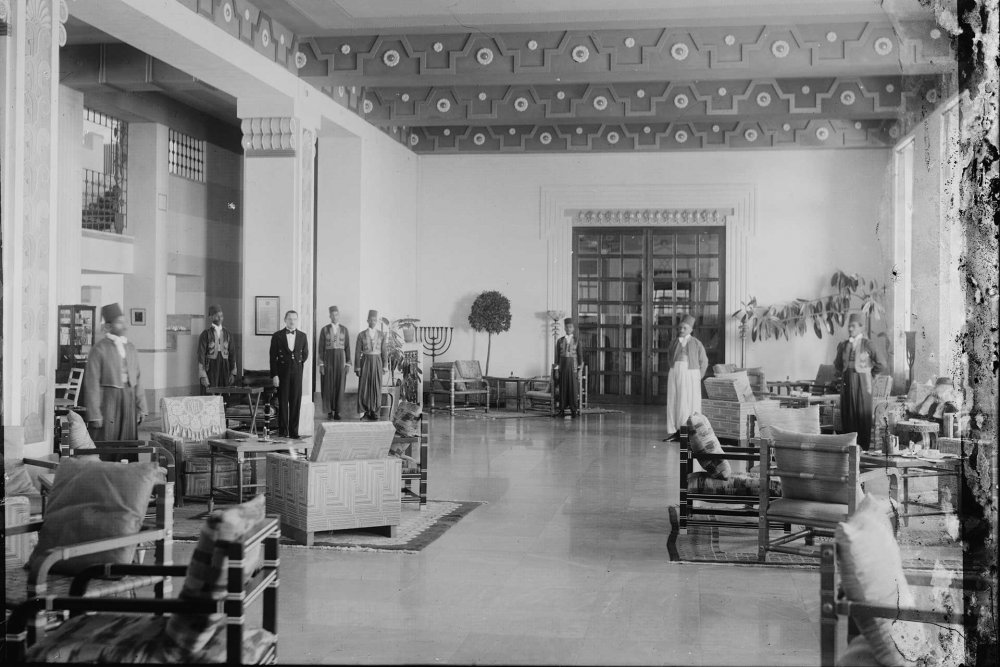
left=151, top=396, right=250, bottom=506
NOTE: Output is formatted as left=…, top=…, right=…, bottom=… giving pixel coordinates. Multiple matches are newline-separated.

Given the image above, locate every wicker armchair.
left=151, top=396, right=251, bottom=505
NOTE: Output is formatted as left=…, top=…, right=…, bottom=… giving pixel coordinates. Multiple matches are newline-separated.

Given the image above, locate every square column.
left=2, top=0, right=66, bottom=457
left=241, top=117, right=317, bottom=436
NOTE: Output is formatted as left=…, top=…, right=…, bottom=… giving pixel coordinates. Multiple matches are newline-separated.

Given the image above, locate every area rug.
left=450, top=406, right=624, bottom=420
left=172, top=500, right=483, bottom=553
left=666, top=506, right=963, bottom=570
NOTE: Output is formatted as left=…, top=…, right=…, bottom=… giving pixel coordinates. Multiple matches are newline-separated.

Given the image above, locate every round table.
left=894, top=420, right=940, bottom=450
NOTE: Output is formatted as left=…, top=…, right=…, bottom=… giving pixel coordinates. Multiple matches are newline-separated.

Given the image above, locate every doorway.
left=573, top=227, right=726, bottom=404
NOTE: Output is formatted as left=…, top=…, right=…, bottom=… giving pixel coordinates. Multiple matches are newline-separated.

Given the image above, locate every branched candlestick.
left=418, top=326, right=454, bottom=365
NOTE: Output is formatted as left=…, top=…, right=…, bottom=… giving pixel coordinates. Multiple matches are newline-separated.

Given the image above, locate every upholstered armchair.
left=151, top=395, right=250, bottom=505
left=265, top=421, right=401, bottom=546
left=757, top=426, right=896, bottom=562
left=428, top=361, right=489, bottom=414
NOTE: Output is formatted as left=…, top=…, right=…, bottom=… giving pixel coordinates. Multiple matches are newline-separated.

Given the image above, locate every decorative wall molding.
left=567, top=208, right=734, bottom=225
left=360, top=75, right=944, bottom=127
left=407, top=118, right=894, bottom=153
left=301, top=22, right=954, bottom=87
left=540, top=184, right=755, bottom=364
left=240, top=116, right=299, bottom=156
left=173, top=0, right=300, bottom=73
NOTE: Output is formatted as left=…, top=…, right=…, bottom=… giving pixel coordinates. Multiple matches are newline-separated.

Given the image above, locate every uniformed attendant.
left=83, top=303, right=147, bottom=440
left=318, top=306, right=351, bottom=420
left=554, top=318, right=584, bottom=418
left=197, top=304, right=237, bottom=393
left=665, top=315, right=709, bottom=439
left=269, top=310, right=309, bottom=439
left=354, top=310, right=387, bottom=421
left=834, top=313, right=886, bottom=450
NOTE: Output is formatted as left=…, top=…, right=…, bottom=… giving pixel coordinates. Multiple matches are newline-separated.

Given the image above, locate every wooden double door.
left=573, top=227, right=726, bottom=405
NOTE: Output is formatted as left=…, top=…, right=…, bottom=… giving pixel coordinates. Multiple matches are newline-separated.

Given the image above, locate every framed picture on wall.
left=255, top=296, right=280, bottom=335
left=130, top=308, right=146, bottom=326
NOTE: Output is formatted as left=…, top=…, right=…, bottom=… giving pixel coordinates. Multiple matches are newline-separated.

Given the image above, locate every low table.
left=860, top=451, right=963, bottom=528
left=207, top=386, right=264, bottom=435
left=207, top=437, right=312, bottom=512
left=484, top=376, right=530, bottom=411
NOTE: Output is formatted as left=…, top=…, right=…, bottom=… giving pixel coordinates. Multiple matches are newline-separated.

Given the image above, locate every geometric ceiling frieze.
left=352, top=76, right=943, bottom=126
left=406, top=118, right=895, bottom=153
left=299, top=21, right=954, bottom=87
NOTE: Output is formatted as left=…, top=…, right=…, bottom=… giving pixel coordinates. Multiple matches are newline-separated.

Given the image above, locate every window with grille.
left=168, top=130, right=205, bottom=182
left=81, top=108, right=128, bottom=233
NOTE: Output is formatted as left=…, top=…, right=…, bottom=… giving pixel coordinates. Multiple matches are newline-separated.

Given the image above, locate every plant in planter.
left=468, top=291, right=512, bottom=376
left=380, top=317, right=423, bottom=396
left=732, top=270, right=886, bottom=342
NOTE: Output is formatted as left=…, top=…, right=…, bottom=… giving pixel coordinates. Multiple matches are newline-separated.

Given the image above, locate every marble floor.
left=170, top=403, right=852, bottom=665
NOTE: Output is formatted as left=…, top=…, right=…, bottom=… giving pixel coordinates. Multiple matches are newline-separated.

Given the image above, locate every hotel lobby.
left=2, top=0, right=997, bottom=664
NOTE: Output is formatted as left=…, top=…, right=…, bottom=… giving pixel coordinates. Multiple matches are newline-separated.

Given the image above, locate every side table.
left=894, top=419, right=940, bottom=450
left=392, top=417, right=429, bottom=509
left=860, top=451, right=963, bottom=529
left=207, top=437, right=312, bottom=512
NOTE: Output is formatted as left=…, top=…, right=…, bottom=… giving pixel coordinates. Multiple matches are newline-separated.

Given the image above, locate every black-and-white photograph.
left=1, top=1, right=996, bottom=665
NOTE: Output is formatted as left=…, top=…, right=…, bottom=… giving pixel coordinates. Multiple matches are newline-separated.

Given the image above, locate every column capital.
left=241, top=116, right=307, bottom=157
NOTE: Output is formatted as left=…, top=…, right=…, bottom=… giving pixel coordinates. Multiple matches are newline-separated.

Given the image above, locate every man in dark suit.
left=270, top=310, right=309, bottom=439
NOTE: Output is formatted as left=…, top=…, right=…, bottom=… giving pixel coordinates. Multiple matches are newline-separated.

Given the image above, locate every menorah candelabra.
left=417, top=326, right=454, bottom=365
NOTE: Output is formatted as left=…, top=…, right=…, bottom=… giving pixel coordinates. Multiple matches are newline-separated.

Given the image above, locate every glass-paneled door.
left=574, top=227, right=725, bottom=404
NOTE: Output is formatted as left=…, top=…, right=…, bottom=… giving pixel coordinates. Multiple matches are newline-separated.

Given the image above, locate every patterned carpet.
left=667, top=504, right=964, bottom=570
left=173, top=500, right=483, bottom=553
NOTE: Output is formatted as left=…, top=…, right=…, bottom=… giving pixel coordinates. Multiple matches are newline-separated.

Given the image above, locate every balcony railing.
left=81, top=168, right=126, bottom=233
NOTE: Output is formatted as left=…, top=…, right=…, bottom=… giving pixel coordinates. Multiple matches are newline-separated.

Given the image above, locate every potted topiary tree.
left=468, top=291, right=512, bottom=377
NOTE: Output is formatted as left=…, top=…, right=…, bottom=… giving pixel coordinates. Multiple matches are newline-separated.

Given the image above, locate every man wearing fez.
left=555, top=318, right=584, bottom=418
left=834, top=312, right=886, bottom=450
left=354, top=309, right=387, bottom=421
left=83, top=302, right=147, bottom=440
left=665, top=314, right=708, bottom=438
left=198, top=304, right=238, bottom=393
left=269, top=310, right=309, bottom=439
left=318, top=306, right=351, bottom=420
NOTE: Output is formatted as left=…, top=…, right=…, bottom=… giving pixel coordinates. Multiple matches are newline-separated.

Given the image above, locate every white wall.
left=315, top=131, right=419, bottom=396
left=417, top=148, right=892, bottom=385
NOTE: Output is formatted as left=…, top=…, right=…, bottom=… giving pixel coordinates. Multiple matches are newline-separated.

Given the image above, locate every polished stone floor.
left=169, top=404, right=837, bottom=665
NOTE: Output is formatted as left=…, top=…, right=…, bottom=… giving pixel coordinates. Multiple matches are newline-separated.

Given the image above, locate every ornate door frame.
left=540, top=183, right=757, bottom=365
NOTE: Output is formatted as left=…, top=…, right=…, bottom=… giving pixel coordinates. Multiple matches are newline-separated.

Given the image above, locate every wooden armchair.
left=151, top=395, right=251, bottom=505
left=757, top=428, right=896, bottom=562
left=523, top=364, right=588, bottom=416
left=6, top=464, right=174, bottom=643
left=428, top=361, right=490, bottom=414
left=7, top=511, right=280, bottom=664
left=677, top=425, right=782, bottom=533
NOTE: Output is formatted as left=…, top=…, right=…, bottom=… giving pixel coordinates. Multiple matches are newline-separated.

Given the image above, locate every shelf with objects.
left=56, top=304, right=96, bottom=383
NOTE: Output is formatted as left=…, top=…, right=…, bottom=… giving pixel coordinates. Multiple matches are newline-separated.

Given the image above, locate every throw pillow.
left=165, top=494, right=266, bottom=653
left=767, top=425, right=860, bottom=503
left=392, top=401, right=422, bottom=438
left=28, top=458, right=164, bottom=575
left=753, top=403, right=820, bottom=439
left=836, top=494, right=927, bottom=666
left=687, top=412, right=731, bottom=480
left=64, top=410, right=96, bottom=450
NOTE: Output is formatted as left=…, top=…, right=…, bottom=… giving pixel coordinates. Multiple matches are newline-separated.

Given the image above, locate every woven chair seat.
left=767, top=498, right=850, bottom=524
left=25, top=613, right=275, bottom=663
left=687, top=471, right=782, bottom=497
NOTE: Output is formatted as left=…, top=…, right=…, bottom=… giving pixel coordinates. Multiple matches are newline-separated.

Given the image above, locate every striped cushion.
left=25, top=613, right=275, bottom=663
left=687, top=412, right=731, bottom=480
left=164, top=494, right=266, bottom=653
left=769, top=426, right=858, bottom=504
left=687, top=471, right=782, bottom=497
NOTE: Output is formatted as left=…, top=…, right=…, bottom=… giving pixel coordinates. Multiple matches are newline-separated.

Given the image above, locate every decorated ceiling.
left=66, top=0, right=959, bottom=154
